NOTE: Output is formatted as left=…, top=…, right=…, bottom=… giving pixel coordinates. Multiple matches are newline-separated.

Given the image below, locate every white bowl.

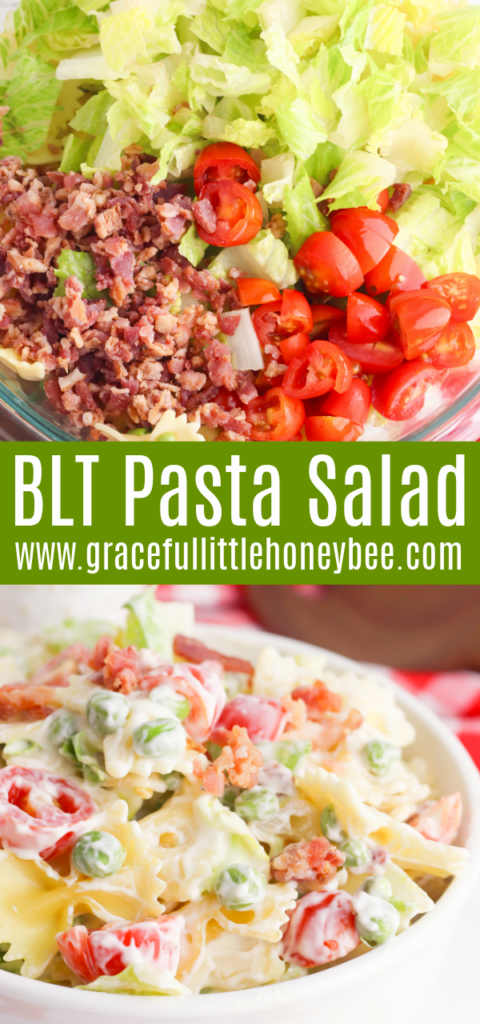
left=1, top=625, right=479, bottom=1024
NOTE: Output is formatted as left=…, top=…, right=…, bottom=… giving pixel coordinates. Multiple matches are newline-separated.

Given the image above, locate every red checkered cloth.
left=156, top=584, right=480, bottom=770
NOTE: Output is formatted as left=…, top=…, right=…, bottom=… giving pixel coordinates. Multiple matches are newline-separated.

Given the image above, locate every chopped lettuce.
left=178, top=224, right=208, bottom=267
left=1, top=50, right=62, bottom=159
left=208, top=229, right=298, bottom=288
left=122, top=588, right=194, bottom=657
left=43, top=618, right=117, bottom=653
left=283, top=172, right=327, bottom=252
left=321, top=149, right=396, bottom=212
left=53, top=250, right=105, bottom=300
left=392, top=191, right=480, bottom=279
left=81, top=965, right=191, bottom=996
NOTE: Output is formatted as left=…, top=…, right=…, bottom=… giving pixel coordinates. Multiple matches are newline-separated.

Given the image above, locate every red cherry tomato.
left=347, top=292, right=390, bottom=344
left=280, top=331, right=311, bottom=364
left=313, top=377, right=371, bottom=425
left=195, top=181, right=263, bottom=247
left=281, top=890, right=360, bottom=967
left=0, top=766, right=97, bottom=860
left=329, top=325, right=403, bottom=374
left=294, top=231, right=364, bottom=297
left=57, top=918, right=185, bottom=985
left=305, top=415, right=364, bottom=441
left=330, top=208, right=398, bottom=274
left=424, top=321, right=476, bottom=368
left=210, top=695, right=288, bottom=744
left=364, top=247, right=426, bottom=296
left=376, top=188, right=390, bottom=213
left=139, top=661, right=226, bottom=743
left=236, top=278, right=281, bottom=306
left=194, top=142, right=260, bottom=195
left=280, top=289, right=313, bottom=333
left=371, top=361, right=445, bottom=421
left=283, top=340, right=353, bottom=400
left=255, top=366, right=284, bottom=392
left=390, top=290, right=451, bottom=360
left=245, top=386, right=305, bottom=440
left=252, top=300, right=282, bottom=347
left=310, top=304, right=346, bottom=339
left=425, top=272, right=480, bottom=322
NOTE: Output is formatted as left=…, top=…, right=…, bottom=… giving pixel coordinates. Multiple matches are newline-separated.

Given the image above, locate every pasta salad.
left=0, top=592, right=466, bottom=995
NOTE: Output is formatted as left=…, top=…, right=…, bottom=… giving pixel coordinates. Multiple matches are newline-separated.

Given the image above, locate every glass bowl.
left=2, top=344, right=480, bottom=442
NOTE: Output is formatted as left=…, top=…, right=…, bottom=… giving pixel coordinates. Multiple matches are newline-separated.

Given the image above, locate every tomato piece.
left=390, top=290, right=451, bottom=360
left=283, top=340, right=353, bottom=400
left=194, top=142, right=260, bottom=195
left=330, top=208, right=398, bottom=274
left=139, top=661, right=226, bottom=743
left=281, top=890, right=360, bottom=967
left=347, top=292, right=390, bottom=343
left=57, top=918, right=185, bottom=985
left=0, top=766, right=97, bottom=860
left=195, top=181, right=263, bottom=247
left=305, top=415, right=363, bottom=441
left=310, top=304, right=346, bottom=339
left=215, top=386, right=242, bottom=410
left=408, top=793, right=462, bottom=845
left=371, top=361, right=445, bottom=421
left=294, top=231, right=364, bottom=297
left=313, top=377, right=371, bottom=425
left=211, top=695, right=287, bottom=744
left=364, top=247, right=426, bottom=296
left=252, top=300, right=282, bottom=347
left=329, top=323, right=403, bottom=373
left=236, top=278, right=281, bottom=306
left=425, top=272, right=480, bottom=322
left=279, top=289, right=313, bottom=333
left=376, top=188, right=390, bottom=213
left=245, top=386, right=305, bottom=441
left=424, top=321, right=475, bottom=368
left=255, top=366, right=284, bottom=392
left=280, top=331, right=310, bottom=364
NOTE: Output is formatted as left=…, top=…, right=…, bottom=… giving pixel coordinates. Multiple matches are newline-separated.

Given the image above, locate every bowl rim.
left=1, top=623, right=479, bottom=1017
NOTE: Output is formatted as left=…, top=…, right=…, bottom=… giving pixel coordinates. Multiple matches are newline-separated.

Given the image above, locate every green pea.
left=234, top=787, right=279, bottom=822
left=339, top=838, right=371, bottom=869
left=352, top=891, right=400, bottom=947
left=162, top=771, right=183, bottom=791
left=132, top=717, right=186, bottom=759
left=3, top=738, right=41, bottom=757
left=361, top=876, right=393, bottom=901
left=364, top=740, right=401, bottom=777
left=156, top=432, right=177, bottom=442
left=86, top=691, right=130, bottom=737
left=255, top=739, right=312, bottom=772
left=214, top=863, right=267, bottom=911
left=48, top=710, right=77, bottom=747
left=149, top=685, right=191, bottom=720
left=320, top=805, right=347, bottom=844
left=129, top=428, right=148, bottom=435
left=72, top=830, right=127, bottom=878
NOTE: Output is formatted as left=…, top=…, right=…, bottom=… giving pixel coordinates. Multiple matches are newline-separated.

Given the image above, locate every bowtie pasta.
left=0, top=591, right=467, bottom=996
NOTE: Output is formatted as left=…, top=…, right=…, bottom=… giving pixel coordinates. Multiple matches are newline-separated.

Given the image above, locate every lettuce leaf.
left=283, top=172, right=327, bottom=252
left=59, top=134, right=91, bottom=174
left=53, top=249, right=106, bottom=300
left=320, top=149, right=396, bottom=211
left=122, top=588, right=195, bottom=657
left=2, top=50, right=62, bottom=159
left=43, top=617, right=117, bottom=653
left=178, top=224, right=208, bottom=267
left=81, top=965, right=191, bottom=996
left=208, top=229, right=298, bottom=287
left=69, top=90, right=113, bottom=135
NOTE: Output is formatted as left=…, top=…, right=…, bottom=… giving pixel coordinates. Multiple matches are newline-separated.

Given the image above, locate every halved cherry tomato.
left=245, top=386, right=305, bottom=440
left=371, top=361, right=445, bottom=421
left=236, top=278, right=281, bottom=306
left=280, top=331, right=311, bottom=364
left=305, top=415, right=364, bottom=441
left=390, top=290, right=451, bottom=360
left=57, top=918, right=185, bottom=985
left=376, top=188, right=390, bottom=213
left=255, top=366, right=284, bottom=392
left=279, top=289, right=313, bottom=333
left=424, top=321, right=475, bottom=368
left=294, top=231, right=364, bottom=297
left=310, top=304, right=346, bottom=339
left=0, top=766, right=97, bottom=860
left=194, top=142, right=260, bottom=195
left=347, top=292, right=390, bottom=344
left=330, top=208, right=398, bottom=274
left=313, top=377, right=371, bottom=425
left=329, top=323, right=403, bottom=373
left=364, top=247, right=426, bottom=296
left=252, top=300, right=282, bottom=347
left=425, top=272, right=480, bottom=322
left=283, top=340, right=353, bottom=400
left=211, top=695, right=287, bottom=744
left=195, top=180, right=263, bottom=247
left=281, top=890, right=360, bottom=967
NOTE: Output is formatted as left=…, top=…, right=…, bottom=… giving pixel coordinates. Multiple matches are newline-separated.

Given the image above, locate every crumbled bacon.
left=388, top=183, right=412, bottom=213
left=270, top=837, right=346, bottom=884
left=0, top=682, right=60, bottom=721
left=89, top=636, right=141, bottom=694
left=202, top=725, right=263, bottom=797
left=316, top=708, right=364, bottom=751
left=291, top=681, right=342, bottom=722
left=192, top=197, right=217, bottom=234
left=173, top=635, right=254, bottom=675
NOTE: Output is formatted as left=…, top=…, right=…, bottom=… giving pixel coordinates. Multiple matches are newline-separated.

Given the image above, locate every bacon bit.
left=388, top=183, right=412, bottom=213
left=173, top=635, right=254, bottom=676
left=309, top=178, right=324, bottom=199
left=291, top=682, right=342, bottom=722
left=267, top=213, right=286, bottom=239
left=89, top=636, right=140, bottom=694
left=192, top=197, right=217, bottom=234
left=271, top=836, right=346, bottom=884
left=317, top=708, right=364, bottom=751
left=282, top=693, right=308, bottom=731
left=408, top=793, right=462, bottom=845
left=0, top=683, right=62, bottom=721
left=202, top=725, right=263, bottom=797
